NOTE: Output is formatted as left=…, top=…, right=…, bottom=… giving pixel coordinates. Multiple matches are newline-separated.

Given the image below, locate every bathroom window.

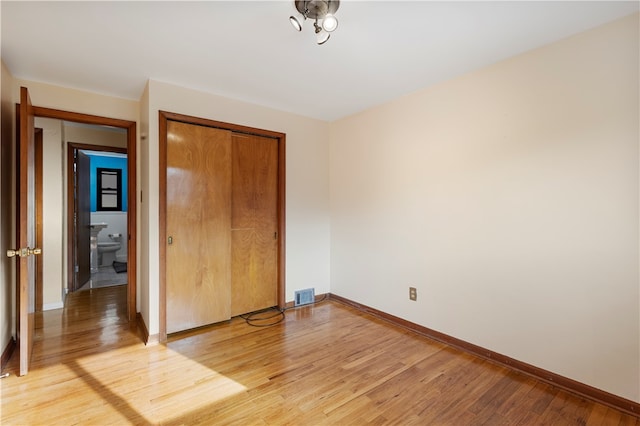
left=97, top=168, right=122, bottom=211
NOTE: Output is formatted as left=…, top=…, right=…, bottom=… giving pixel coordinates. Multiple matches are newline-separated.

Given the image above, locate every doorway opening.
left=69, top=143, right=128, bottom=292
left=33, top=107, right=137, bottom=324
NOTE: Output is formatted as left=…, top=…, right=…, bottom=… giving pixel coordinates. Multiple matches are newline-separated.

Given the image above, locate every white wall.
left=141, top=80, right=331, bottom=336
left=1, top=61, right=17, bottom=355
left=330, top=14, right=639, bottom=401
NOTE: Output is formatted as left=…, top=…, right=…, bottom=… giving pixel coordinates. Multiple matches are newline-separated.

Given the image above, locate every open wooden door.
left=8, top=87, right=39, bottom=376
left=74, top=150, right=91, bottom=290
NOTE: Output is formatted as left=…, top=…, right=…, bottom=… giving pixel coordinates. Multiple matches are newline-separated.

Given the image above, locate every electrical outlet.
left=409, top=287, right=417, bottom=301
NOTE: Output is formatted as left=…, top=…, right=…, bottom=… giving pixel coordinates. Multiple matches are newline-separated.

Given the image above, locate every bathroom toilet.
left=97, top=233, right=122, bottom=266
left=97, top=242, right=121, bottom=266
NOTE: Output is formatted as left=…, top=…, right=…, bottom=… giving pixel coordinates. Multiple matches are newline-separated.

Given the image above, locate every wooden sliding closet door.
left=166, top=121, right=232, bottom=334
left=231, top=134, right=278, bottom=316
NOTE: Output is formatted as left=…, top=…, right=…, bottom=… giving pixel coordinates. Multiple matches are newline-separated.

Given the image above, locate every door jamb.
left=35, top=128, right=43, bottom=312
left=158, top=110, right=286, bottom=342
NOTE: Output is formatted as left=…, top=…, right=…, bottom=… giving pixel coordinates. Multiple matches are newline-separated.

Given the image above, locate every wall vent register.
left=294, top=288, right=315, bottom=306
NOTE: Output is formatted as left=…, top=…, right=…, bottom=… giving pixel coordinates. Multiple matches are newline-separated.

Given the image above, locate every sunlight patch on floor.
left=76, top=346, right=247, bottom=424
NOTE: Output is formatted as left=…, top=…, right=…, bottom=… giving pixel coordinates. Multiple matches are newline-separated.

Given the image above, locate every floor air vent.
left=294, top=288, right=315, bottom=306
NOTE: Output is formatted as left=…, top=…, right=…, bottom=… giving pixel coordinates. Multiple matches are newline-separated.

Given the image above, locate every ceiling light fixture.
left=289, top=0, right=340, bottom=45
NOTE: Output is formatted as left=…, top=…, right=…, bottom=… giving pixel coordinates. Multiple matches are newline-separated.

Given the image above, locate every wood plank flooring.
left=1, top=285, right=638, bottom=425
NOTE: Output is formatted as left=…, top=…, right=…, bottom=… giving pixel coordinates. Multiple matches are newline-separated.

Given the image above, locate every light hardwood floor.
left=1, top=285, right=638, bottom=425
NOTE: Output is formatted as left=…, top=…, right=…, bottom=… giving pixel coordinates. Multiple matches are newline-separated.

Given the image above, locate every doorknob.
left=7, top=247, right=42, bottom=258
left=7, top=248, right=26, bottom=258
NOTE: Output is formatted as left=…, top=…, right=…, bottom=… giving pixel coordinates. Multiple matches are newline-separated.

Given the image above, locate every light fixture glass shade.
left=322, top=14, right=338, bottom=32
left=289, top=14, right=304, bottom=31
left=316, top=30, right=330, bottom=45
left=291, top=0, right=339, bottom=44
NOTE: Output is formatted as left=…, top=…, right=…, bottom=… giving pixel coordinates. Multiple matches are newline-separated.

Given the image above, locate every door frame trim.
left=35, top=128, right=43, bottom=312
left=33, top=106, right=137, bottom=324
left=66, top=143, right=127, bottom=293
left=158, top=110, right=286, bottom=341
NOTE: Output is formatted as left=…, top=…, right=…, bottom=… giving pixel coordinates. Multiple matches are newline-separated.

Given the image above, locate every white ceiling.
left=2, top=1, right=638, bottom=121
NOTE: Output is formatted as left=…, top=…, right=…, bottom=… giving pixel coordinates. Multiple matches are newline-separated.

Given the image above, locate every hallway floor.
left=79, top=264, right=127, bottom=291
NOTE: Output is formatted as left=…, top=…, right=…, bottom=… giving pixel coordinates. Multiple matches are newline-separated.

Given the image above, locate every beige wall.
left=65, top=123, right=128, bottom=147
left=142, top=80, right=331, bottom=336
left=1, top=61, right=16, bottom=355
left=330, top=14, right=639, bottom=401
left=35, top=117, right=64, bottom=309
left=139, top=82, right=150, bottom=331
left=14, top=80, right=140, bottom=122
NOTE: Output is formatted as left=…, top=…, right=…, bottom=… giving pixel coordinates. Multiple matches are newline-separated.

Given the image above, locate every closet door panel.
left=166, top=121, right=232, bottom=333
left=231, top=229, right=277, bottom=316
left=231, top=134, right=278, bottom=316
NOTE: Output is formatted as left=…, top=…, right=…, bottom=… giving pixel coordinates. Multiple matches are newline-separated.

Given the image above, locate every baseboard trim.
left=1, top=338, right=16, bottom=370
left=136, top=313, right=159, bottom=346
left=43, top=301, right=64, bottom=311
left=329, top=293, right=640, bottom=418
